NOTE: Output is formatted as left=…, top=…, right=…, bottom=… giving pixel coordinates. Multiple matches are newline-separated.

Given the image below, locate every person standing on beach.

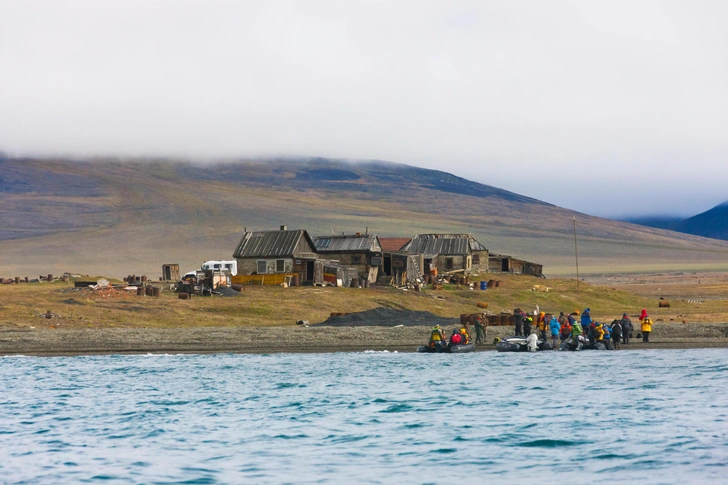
left=524, top=313, right=534, bottom=336
left=640, top=309, right=653, bottom=342
left=620, top=313, right=633, bottom=344
left=514, top=308, right=524, bottom=336
left=602, top=320, right=612, bottom=349
left=549, top=315, right=560, bottom=347
left=474, top=316, right=485, bottom=344
left=611, top=319, right=622, bottom=350
left=538, top=312, right=547, bottom=341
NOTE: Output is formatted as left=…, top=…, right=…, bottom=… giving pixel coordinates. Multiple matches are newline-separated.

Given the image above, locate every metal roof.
left=400, top=234, right=488, bottom=256
left=232, top=229, right=316, bottom=258
left=313, top=234, right=382, bottom=253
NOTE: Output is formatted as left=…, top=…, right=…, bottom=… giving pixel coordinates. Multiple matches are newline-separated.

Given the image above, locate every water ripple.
left=0, top=349, right=726, bottom=484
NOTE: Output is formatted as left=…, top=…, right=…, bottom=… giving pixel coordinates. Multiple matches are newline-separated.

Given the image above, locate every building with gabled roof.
left=313, top=233, right=383, bottom=284
left=232, top=226, right=318, bottom=283
left=399, top=233, right=489, bottom=274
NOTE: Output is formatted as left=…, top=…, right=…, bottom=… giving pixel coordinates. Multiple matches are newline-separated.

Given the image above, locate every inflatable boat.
left=558, top=335, right=607, bottom=351
left=416, top=343, right=475, bottom=353
left=496, top=334, right=554, bottom=352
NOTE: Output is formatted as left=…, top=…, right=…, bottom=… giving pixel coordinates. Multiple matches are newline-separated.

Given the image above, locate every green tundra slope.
left=1, top=157, right=728, bottom=278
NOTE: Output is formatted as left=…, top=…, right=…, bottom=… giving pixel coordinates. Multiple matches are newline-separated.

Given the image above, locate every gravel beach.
left=1, top=323, right=727, bottom=356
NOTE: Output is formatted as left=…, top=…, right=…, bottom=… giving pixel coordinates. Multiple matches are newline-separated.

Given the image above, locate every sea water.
left=1, top=349, right=726, bottom=484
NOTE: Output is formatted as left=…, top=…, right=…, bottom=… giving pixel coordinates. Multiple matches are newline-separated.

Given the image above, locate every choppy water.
left=1, top=349, right=727, bottom=484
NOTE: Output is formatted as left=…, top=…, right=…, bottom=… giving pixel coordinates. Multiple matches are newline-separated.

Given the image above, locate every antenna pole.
left=573, top=216, right=579, bottom=292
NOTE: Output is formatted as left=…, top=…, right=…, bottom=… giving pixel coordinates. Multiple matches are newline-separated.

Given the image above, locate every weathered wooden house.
left=378, top=237, right=412, bottom=278
left=313, top=233, right=383, bottom=283
left=232, top=226, right=319, bottom=283
left=488, top=253, right=543, bottom=277
left=399, top=234, right=489, bottom=275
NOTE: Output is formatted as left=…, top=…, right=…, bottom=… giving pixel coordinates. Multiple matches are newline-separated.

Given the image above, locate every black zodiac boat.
left=558, top=335, right=607, bottom=351
left=496, top=335, right=554, bottom=352
left=416, top=343, right=475, bottom=353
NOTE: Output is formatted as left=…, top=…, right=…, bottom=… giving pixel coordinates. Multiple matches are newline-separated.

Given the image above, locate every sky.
left=1, top=1, right=727, bottom=218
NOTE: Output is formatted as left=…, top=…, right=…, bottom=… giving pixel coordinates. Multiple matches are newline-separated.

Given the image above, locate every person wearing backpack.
left=620, top=313, right=633, bottom=344
left=549, top=315, right=561, bottom=347
left=640, top=310, right=653, bottom=342
left=524, top=314, right=533, bottom=336
left=610, top=319, right=622, bottom=350
left=602, top=320, right=612, bottom=349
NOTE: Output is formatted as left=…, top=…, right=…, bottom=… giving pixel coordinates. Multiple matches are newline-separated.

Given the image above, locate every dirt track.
left=1, top=323, right=727, bottom=356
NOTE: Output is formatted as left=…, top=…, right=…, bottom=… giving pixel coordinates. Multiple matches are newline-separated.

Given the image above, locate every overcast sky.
left=1, top=1, right=726, bottom=218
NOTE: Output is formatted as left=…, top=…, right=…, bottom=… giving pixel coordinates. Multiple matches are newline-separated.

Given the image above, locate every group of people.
left=428, top=317, right=485, bottom=351
left=514, top=307, right=655, bottom=349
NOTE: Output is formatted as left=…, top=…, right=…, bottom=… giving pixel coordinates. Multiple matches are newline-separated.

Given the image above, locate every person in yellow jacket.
left=538, top=312, right=547, bottom=340
left=429, top=325, right=446, bottom=350
left=640, top=309, right=653, bottom=342
left=595, top=322, right=605, bottom=342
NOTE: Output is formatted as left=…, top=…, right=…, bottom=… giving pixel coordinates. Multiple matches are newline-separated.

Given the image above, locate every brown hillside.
left=1, top=157, right=728, bottom=278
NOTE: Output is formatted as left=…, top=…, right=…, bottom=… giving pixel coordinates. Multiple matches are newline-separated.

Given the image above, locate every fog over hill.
left=624, top=201, right=728, bottom=241
left=1, top=156, right=728, bottom=278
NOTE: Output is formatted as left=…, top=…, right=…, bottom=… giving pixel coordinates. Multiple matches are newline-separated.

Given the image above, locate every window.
left=213, top=264, right=221, bottom=270
left=352, top=255, right=361, bottom=264
left=225, top=264, right=232, bottom=270
left=446, top=257, right=454, bottom=270
left=276, top=259, right=285, bottom=272
left=472, top=254, right=480, bottom=264
left=257, top=261, right=267, bottom=274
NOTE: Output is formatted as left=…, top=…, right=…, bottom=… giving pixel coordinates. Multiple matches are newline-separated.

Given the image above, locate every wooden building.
left=232, top=226, right=318, bottom=283
left=313, top=233, right=383, bottom=284
left=488, top=253, right=543, bottom=277
left=400, top=234, right=489, bottom=275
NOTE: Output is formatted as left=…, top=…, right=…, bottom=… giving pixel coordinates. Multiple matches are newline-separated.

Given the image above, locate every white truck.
left=184, top=260, right=238, bottom=278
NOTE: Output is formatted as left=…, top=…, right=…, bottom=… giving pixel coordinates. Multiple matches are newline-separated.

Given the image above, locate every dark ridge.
left=670, top=201, right=728, bottom=241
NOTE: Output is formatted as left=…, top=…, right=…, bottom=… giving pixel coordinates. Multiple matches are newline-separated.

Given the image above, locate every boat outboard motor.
left=526, top=334, right=539, bottom=352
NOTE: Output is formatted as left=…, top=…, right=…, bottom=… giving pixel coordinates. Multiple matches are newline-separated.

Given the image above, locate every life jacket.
left=430, top=328, right=443, bottom=341
left=451, top=333, right=462, bottom=345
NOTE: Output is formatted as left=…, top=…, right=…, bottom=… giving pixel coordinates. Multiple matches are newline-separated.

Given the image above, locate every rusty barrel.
left=351, top=278, right=359, bottom=287
left=14, top=277, right=20, bottom=284
left=231, top=284, right=244, bottom=292
left=495, top=280, right=503, bottom=288
left=47, top=274, right=53, bottom=282
left=488, top=279, right=496, bottom=288
left=25, top=277, right=29, bottom=283
left=291, top=274, right=300, bottom=287
left=152, top=287, right=161, bottom=297
left=659, top=300, right=670, bottom=308
left=145, top=286, right=154, bottom=296
left=477, top=302, right=488, bottom=309
left=136, top=287, right=144, bottom=296
left=178, top=292, right=190, bottom=300
left=141, top=275, right=147, bottom=283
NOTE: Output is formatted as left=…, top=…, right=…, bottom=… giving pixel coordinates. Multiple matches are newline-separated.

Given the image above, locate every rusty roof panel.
left=379, top=237, right=412, bottom=252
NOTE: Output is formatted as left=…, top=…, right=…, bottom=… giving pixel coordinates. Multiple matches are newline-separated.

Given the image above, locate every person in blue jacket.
left=549, top=315, right=561, bottom=347
left=581, top=308, right=593, bottom=329
left=602, top=320, right=612, bottom=349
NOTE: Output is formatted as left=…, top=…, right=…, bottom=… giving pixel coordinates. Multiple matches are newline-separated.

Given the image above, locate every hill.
left=669, top=201, right=728, bottom=240
left=623, top=201, right=728, bottom=241
left=2, top=156, right=728, bottom=278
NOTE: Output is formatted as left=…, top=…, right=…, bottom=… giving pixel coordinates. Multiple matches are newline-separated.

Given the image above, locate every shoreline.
left=2, top=325, right=727, bottom=357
